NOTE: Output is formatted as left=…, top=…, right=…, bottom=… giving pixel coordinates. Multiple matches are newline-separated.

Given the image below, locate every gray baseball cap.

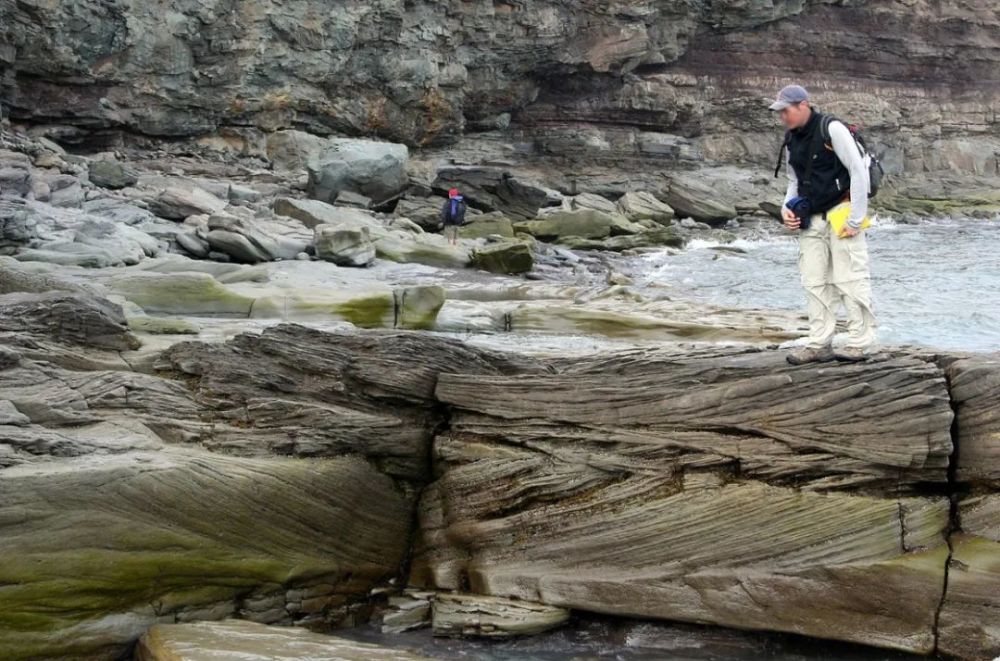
left=769, top=85, right=809, bottom=110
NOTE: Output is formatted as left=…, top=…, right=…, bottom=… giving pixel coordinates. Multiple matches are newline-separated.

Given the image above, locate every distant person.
left=770, top=84, right=877, bottom=364
left=441, top=188, right=466, bottom=246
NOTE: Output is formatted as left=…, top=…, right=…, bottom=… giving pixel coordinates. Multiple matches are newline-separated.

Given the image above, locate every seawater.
left=640, top=218, right=1000, bottom=353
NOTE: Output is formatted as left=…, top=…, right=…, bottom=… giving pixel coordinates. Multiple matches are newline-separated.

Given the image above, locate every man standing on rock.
left=771, top=84, right=877, bottom=365
left=441, top=188, right=467, bottom=246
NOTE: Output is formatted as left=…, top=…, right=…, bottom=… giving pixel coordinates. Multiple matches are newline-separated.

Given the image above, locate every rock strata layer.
left=0, top=301, right=997, bottom=658
left=136, top=619, right=432, bottom=661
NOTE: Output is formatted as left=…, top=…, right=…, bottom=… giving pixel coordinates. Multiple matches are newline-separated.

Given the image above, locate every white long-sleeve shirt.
left=783, top=119, right=870, bottom=228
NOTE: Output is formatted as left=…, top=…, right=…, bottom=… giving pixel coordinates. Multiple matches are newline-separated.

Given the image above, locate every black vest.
left=787, top=110, right=850, bottom=214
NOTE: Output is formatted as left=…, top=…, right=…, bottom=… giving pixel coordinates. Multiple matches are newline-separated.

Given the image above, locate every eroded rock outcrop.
left=1, top=290, right=997, bottom=659
left=409, top=348, right=992, bottom=656
left=0, top=347, right=413, bottom=659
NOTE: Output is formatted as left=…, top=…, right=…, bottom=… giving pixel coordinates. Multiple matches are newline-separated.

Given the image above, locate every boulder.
left=176, top=231, right=211, bottom=258
left=41, top=173, right=85, bottom=207
left=265, top=129, right=326, bottom=173
left=307, top=138, right=409, bottom=206
left=136, top=620, right=433, bottom=661
left=460, top=213, right=514, bottom=240
left=1, top=200, right=37, bottom=248
left=395, top=285, right=446, bottom=330
left=559, top=192, right=618, bottom=215
left=374, top=232, right=471, bottom=268
left=87, top=160, right=138, bottom=189
left=432, top=593, right=569, bottom=638
left=663, top=177, right=738, bottom=225
left=759, top=200, right=784, bottom=220
left=617, top=191, right=675, bottom=224
left=513, top=209, right=615, bottom=241
left=274, top=197, right=382, bottom=233
left=109, top=272, right=256, bottom=317
left=314, top=225, right=376, bottom=267
left=335, top=190, right=373, bottom=209
left=74, top=218, right=161, bottom=265
left=205, top=229, right=270, bottom=264
left=0, top=150, right=33, bottom=197
left=0, top=291, right=138, bottom=351
left=472, top=241, right=534, bottom=275
left=150, top=187, right=227, bottom=220
left=559, top=228, right=684, bottom=251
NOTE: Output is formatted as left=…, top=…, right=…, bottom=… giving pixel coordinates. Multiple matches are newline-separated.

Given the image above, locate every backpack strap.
left=774, top=130, right=792, bottom=178
left=820, top=115, right=835, bottom=144
left=825, top=115, right=869, bottom=159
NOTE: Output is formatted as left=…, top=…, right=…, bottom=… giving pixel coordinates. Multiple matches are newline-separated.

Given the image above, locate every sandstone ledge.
left=1, top=324, right=997, bottom=659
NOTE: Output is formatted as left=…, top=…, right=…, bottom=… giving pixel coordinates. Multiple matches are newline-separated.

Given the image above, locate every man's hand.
left=840, top=225, right=860, bottom=238
left=781, top=206, right=800, bottom=230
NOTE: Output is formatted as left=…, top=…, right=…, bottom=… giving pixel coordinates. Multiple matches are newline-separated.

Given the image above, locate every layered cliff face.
left=2, top=0, right=999, bottom=196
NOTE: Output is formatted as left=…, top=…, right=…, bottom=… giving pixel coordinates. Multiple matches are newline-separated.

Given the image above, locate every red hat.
left=448, top=188, right=459, bottom=198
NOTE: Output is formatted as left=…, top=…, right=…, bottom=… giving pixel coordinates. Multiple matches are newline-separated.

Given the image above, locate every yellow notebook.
left=827, top=201, right=871, bottom=237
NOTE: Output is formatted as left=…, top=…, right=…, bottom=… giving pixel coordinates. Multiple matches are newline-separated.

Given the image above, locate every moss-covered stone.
left=471, top=241, right=534, bottom=274
left=559, top=228, right=684, bottom=251
left=513, top=209, right=613, bottom=241
left=374, top=233, right=471, bottom=268
left=459, top=217, right=515, bottom=239
left=110, top=273, right=256, bottom=317
left=249, top=288, right=395, bottom=327
left=396, top=285, right=446, bottom=330
left=0, top=451, right=411, bottom=659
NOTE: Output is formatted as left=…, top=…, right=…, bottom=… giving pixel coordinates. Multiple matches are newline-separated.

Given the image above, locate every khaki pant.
left=798, top=214, right=877, bottom=350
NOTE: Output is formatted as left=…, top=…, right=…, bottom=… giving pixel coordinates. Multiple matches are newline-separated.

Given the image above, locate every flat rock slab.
left=432, top=593, right=569, bottom=638
left=136, top=619, right=432, bottom=660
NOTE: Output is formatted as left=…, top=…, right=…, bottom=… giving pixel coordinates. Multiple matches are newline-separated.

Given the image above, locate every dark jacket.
left=440, top=196, right=467, bottom=226
left=787, top=110, right=851, bottom=214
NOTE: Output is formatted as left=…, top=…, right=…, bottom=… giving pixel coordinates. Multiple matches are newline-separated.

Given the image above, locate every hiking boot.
left=834, top=347, right=870, bottom=362
left=786, top=346, right=835, bottom=365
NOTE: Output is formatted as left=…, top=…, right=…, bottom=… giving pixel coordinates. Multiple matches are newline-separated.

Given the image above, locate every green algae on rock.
left=471, top=241, right=534, bottom=275
left=0, top=451, right=411, bottom=660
